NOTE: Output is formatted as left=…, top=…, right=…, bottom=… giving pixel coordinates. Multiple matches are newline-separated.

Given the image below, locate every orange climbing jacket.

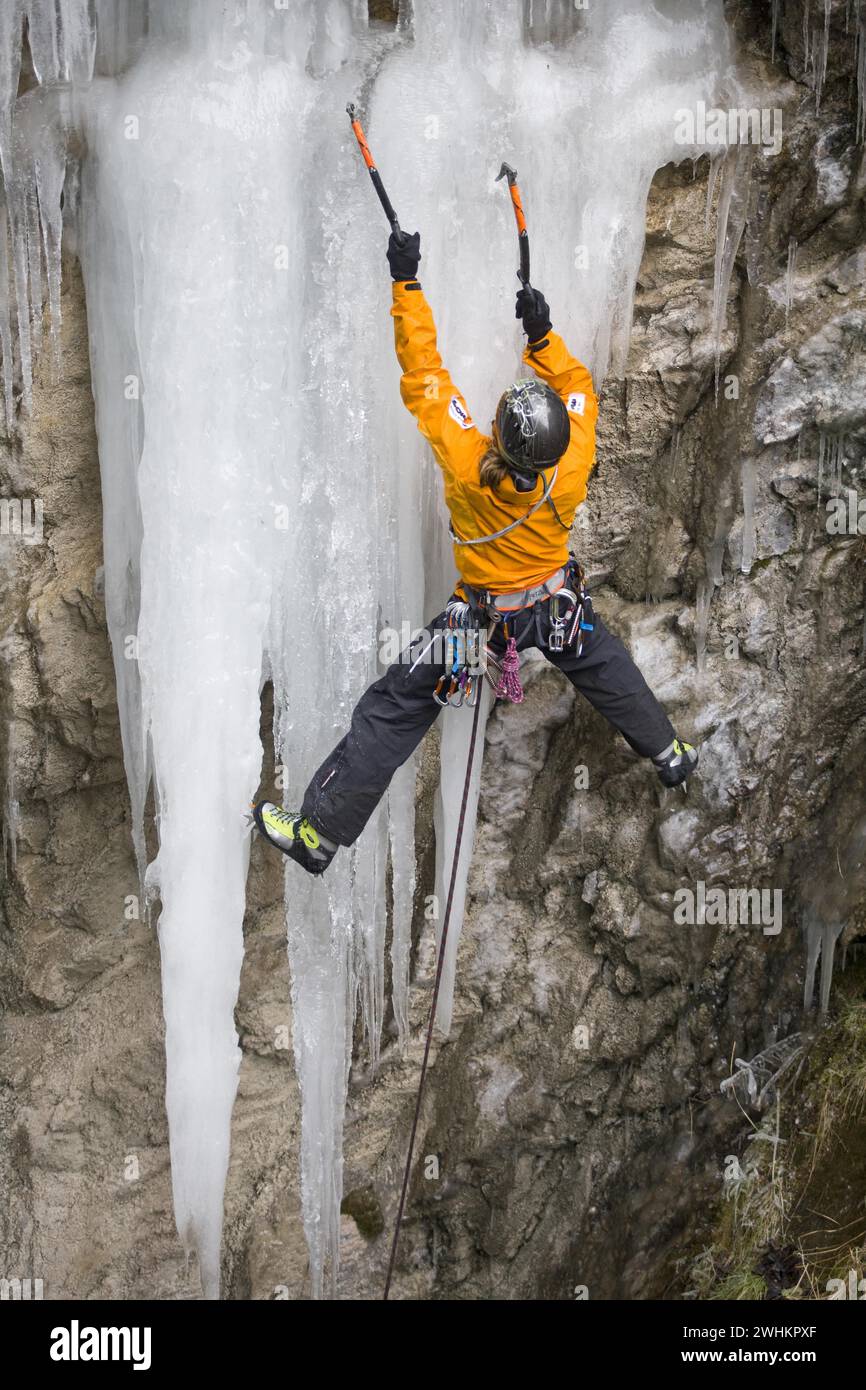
left=391, top=280, right=599, bottom=595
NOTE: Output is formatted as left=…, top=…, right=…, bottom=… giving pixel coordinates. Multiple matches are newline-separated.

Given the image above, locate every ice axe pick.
left=346, top=101, right=407, bottom=246
left=496, top=161, right=530, bottom=288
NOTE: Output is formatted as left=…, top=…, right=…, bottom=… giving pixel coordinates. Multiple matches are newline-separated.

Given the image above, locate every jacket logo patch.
left=567, top=392, right=586, bottom=416
left=448, top=395, right=474, bottom=430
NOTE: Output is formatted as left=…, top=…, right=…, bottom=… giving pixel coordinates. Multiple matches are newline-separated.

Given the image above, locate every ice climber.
left=253, top=231, right=698, bottom=874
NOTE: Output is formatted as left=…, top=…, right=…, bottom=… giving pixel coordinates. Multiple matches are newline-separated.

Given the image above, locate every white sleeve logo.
left=448, top=395, right=474, bottom=430
left=567, top=392, right=586, bottom=416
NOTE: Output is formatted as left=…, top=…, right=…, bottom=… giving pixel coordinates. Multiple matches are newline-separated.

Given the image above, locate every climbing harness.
left=465, top=558, right=593, bottom=648
left=462, top=557, right=594, bottom=705
left=428, top=560, right=595, bottom=711
left=383, top=689, right=484, bottom=1301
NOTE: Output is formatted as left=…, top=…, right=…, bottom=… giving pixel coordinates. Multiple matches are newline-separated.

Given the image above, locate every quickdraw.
left=554, top=558, right=594, bottom=657
left=433, top=668, right=482, bottom=708
left=548, top=586, right=578, bottom=653
left=433, top=607, right=490, bottom=708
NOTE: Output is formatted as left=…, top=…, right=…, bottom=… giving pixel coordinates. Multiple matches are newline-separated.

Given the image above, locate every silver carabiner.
left=549, top=587, right=578, bottom=652
left=433, top=673, right=451, bottom=707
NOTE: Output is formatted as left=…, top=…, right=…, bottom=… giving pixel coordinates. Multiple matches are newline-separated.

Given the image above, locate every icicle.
left=815, top=0, right=832, bottom=110
left=712, top=145, right=752, bottom=396
left=2, top=720, right=18, bottom=873
left=741, top=457, right=756, bottom=575
left=803, top=911, right=822, bottom=1010
left=816, top=429, right=825, bottom=507
left=695, top=579, right=713, bottom=671
left=707, top=521, right=728, bottom=590
left=696, top=501, right=729, bottom=668
left=0, top=4, right=24, bottom=187
left=771, top=0, right=782, bottom=62
left=832, top=434, right=844, bottom=496
left=818, top=430, right=846, bottom=500
left=785, top=235, right=798, bottom=323
left=7, top=169, right=34, bottom=413
left=0, top=194, right=15, bottom=432
left=355, top=807, right=388, bottom=1074
left=857, top=11, right=866, bottom=142
left=81, top=15, right=309, bottom=1298
left=0, top=0, right=94, bottom=422
left=817, top=922, right=845, bottom=1011
left=804, top=0, right=812, bottom=72
left=705, top=151, right=725, bottom=234
left=804, top=919, right=845, bottom=1014
left=387, top=757, right=417, bottom=1054
left=24, top=180, right=42, bottom=361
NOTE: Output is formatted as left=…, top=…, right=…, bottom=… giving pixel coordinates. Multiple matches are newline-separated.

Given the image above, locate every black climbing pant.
left=300, top=591, right=676, bottom=847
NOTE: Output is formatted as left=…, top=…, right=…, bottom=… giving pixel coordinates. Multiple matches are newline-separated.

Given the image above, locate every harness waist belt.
left=488, top=567, right=566, bottom=613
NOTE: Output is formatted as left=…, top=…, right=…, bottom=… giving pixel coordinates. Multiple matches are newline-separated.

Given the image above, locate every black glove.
left=516, top=285, right=552, bottom=342
left=387, top=230, right=421, bottom=281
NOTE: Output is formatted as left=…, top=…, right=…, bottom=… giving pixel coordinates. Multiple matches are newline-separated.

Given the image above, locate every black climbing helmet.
left=494, top=378, right=570, bottom=473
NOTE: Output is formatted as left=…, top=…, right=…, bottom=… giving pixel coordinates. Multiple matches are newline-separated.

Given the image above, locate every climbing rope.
left=383, top=692, right=485, bottom=1300
left=494, top=634, right=524, bottom=703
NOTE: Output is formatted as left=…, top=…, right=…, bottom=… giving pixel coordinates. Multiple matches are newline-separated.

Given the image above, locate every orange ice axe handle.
left=346, top=102, right=406, bottom=247
left=496, top=161, right=530, bottom=288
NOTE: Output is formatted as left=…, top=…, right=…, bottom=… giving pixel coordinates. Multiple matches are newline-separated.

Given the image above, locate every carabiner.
left=565, top=600, right=584, bottom=648
left=482, top=645, right=503, bottom=690
left=433, top=673, right=451, bottom=707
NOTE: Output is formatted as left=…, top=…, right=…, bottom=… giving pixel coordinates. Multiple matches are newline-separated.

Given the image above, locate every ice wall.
left=2, top=0, right=741, bottom=1298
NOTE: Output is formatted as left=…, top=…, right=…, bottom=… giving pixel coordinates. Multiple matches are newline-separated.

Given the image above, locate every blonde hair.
left=479, top=445, right=510, bottom=489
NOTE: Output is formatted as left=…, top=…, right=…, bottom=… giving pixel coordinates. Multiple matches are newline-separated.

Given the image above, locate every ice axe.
left=346, top=102, right=407, bottom=246
left=496, top=161, right=530, bottom=288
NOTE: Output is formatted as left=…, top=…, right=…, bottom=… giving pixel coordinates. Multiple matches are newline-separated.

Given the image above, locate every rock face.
left=2, top=0, right=866, bottom=1300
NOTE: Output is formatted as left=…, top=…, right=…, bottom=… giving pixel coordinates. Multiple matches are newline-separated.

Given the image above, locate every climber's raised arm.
left=516, top=286, right=599, bottom=436
left=387, top=232, right=481, bottom=482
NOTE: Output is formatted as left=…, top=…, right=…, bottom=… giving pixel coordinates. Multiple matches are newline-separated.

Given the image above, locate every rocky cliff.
left=1, top=0, right=865, bottom=1299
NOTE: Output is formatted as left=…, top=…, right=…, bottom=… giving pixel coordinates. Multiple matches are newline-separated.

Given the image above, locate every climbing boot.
left=251, top=801, right=336, bottom=876
left=653, top=738, right=698, bottom=789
